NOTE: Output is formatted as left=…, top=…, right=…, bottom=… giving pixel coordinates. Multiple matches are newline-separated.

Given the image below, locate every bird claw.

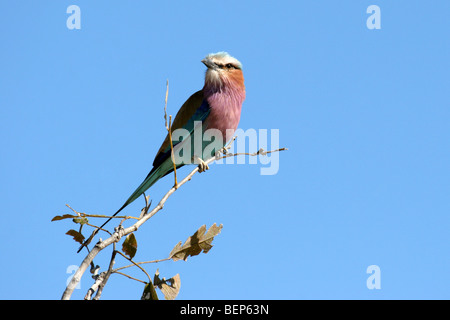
left=217, top=146, right=228, bottom=157
left=193, top=156, right=209, bottom=173
left=198, top=160, right=209, bottom=173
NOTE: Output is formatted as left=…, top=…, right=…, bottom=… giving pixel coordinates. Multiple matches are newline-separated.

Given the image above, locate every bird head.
left=202, top=52, right=244, bottom=91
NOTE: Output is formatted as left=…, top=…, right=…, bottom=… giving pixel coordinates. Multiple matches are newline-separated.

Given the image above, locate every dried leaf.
left=66, top=229, right=85, bottom=244
left=153, top=269, right=180, bottom=300
left=122, top=233, right=138, bottom=259
left=51, top=214, right=78, bottom=222
left=141, top=282, right=159, bottom=300
left=169, top=223, right=223, bottom=261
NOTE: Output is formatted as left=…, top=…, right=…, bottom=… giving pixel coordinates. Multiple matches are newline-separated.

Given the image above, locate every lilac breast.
left=205, top=87, right=245, bottom=143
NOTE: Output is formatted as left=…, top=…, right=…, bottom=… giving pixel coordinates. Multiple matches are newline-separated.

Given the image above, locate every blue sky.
left=0, top=1, right=449, bottom=300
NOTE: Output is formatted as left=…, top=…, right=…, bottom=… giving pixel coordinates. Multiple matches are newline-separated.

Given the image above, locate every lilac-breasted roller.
left=79, top=52, right=245, bottom=250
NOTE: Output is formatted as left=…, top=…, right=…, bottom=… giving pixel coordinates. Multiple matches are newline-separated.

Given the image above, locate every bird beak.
left=201, top=58, right=217, bottom=70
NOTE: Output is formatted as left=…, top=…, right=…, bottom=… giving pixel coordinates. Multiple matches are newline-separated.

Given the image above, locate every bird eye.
left=226, top=63, right=234, bottom=69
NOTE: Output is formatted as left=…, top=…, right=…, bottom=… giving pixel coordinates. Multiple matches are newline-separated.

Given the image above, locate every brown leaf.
left=51, top=214, right=78, bottom=222
left=122, top=233, right=138, bottom=259
left=66, top=229, right=85, bottom=244
left=169, top=223, right=223, bottom=261
left=141, top=283, right=159, bottom=300
left=153, top=269, right=180, bottom=300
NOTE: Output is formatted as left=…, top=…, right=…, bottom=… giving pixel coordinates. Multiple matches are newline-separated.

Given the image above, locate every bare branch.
left=84, top=272, right=104, bottom=300
left=115, top=251, right=152, bottom=284
left=113, top=257, right=171, bottom=273
left=163, top=79, right=169, bottom=129
left=163, top=80, right=178, bottom=188
left=61, top=144, right=286, bottom=299
left=84, top=263, right=101, bottom=300
left=92, top=244, right=117, bottom=300
left=168, top=115, right=178, bottom=188
left=113, top=271, right=147, bottom=284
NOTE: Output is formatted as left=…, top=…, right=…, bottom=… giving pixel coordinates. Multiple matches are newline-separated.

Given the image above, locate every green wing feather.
left=106, top=90, right=210, bottom=223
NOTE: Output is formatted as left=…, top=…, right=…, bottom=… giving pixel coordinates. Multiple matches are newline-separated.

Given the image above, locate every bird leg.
left=193, top=155, right=209, bottom=173
left=217, top=146, right=229, bottom=157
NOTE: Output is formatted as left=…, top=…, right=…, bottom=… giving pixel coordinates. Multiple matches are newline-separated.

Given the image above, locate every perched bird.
left=78, top=52, right=245, bottom=251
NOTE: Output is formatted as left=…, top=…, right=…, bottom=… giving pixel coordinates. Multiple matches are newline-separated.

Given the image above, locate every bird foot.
left=218, top=146, right=229, bottom=155
left=193, top=156, right=209, bottom=173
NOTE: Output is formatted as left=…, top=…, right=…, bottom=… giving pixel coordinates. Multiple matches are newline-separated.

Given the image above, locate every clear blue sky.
left=1, top=1, right=449, bottom=300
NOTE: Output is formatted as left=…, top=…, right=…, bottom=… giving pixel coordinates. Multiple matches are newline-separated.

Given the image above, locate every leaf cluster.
left=54, top=210, right=222, bottom=300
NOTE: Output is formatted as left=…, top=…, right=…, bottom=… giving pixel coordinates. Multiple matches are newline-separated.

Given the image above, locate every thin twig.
left=115, top=251, right=152, bottom=284
left=66, top=204, right=81, bottom=216
left=163, top=80, right=178, bottom=188
left=168, top=115, right=178, bottom=188
left=84, top=223, right=112, bottom=236
left=65, top=204, right=139, bottom=221
left=140, top=195, right=152, bottom=219
left=221, top=147, right=288, bottom=159
left=84, top=214, right=139, bottom=220
left=113, top=271, right=147, bottom=284
left=113, top=257, right=171, bottom=273
left=164, top=80, right=169, bottom=128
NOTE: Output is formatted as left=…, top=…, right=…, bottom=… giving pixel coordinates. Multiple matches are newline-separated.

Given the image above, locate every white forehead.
left=205, top=52, right=242, bottom=69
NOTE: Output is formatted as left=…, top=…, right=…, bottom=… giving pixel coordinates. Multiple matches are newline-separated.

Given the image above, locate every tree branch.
left=61, top=142, right=286, bottom=299
left=60, top=80, right=288, bottom=299
left=113, top=257, right=171, bottom=273
left=163, top=80, right=178, bottom=188
left=92, top=244, right=117, bottom=300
